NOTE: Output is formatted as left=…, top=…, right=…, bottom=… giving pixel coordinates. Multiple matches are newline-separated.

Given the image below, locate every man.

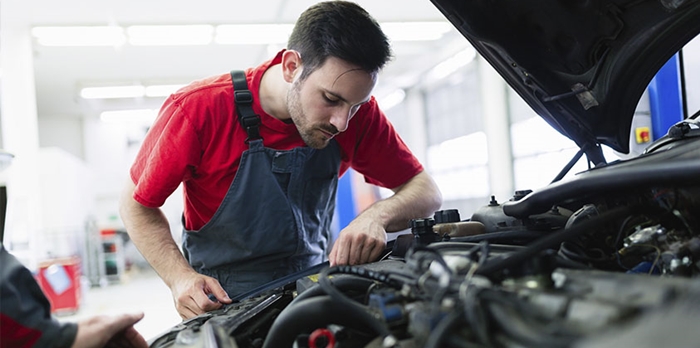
left=0, top=244, right=149, bottom=348
left=119, top=0, right=442, bottom=320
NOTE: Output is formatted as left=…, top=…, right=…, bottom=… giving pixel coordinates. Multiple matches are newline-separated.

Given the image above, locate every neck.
left=259, top=65, right=291, bottom=121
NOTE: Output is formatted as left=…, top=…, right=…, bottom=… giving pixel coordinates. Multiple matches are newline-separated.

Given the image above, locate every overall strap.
left=230, top=70, right=262, bottom=142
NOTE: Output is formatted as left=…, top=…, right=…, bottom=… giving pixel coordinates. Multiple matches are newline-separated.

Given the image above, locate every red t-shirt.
left=130, top=50, right=423, bottom=231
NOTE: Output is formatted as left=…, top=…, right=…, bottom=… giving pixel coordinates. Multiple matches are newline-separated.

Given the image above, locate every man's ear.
left=281, top=50, right=303, bottom=83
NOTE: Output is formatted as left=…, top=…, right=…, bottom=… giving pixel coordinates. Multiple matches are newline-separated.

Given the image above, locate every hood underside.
left=430, top=0, right=700, bottom=155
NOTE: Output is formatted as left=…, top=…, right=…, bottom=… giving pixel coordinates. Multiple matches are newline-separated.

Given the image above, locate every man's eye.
left=323, top=95, right=339, bottom=104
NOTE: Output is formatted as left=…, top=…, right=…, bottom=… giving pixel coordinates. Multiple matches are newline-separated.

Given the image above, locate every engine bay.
left=149, top=117, right=700, bottom=348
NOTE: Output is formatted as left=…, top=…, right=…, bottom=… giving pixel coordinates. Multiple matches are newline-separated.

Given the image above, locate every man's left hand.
left=328, top=216, right=387, bottom=266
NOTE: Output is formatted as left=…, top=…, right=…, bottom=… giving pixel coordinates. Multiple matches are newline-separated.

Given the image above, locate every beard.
left=287, top=81, right=337, bottom=149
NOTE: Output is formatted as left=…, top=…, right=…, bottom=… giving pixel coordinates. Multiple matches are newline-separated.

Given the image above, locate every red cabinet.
left=36, top=257, right=82, bottom=315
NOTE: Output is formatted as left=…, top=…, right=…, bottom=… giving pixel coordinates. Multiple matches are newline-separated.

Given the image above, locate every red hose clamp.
left=308, top=328, right=336, bottom=348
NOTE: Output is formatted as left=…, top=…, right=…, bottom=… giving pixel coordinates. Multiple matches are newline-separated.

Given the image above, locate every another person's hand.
left=71, top=312, right=148, bottom=348
left=329, top=216, right=387, bottom=266
left=170, top=272, right=232, bottom=319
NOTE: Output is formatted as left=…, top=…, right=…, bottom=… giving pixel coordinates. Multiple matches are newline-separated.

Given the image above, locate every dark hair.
left=287, top=1, right=392, bottom=80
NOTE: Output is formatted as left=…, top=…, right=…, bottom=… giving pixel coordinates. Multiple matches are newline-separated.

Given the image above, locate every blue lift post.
left=647, top=53, right=685, bottom=140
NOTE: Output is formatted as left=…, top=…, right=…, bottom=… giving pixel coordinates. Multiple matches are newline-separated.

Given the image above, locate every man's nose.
left=329, top=107, right=352, bottom=133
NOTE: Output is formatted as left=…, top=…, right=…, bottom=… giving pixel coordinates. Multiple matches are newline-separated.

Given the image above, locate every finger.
left=334, top=235, right=350, bottom=266
left=205, top=278, right=232, bottom=304
left=105, top=326, right=148, bottom=348
left=328, top=244, right=338, bottom=266
left=348, top=235, right=365, bottom=265
left=177, top=299, right=202, bottom=320
left=358, top=239, right=376, bottom=264
left=106, top=313, right=144, bottom=334
left=368, top=240, right=385, bottom=263
left=120, top=326, right=149, bottom=348
left=99, top=313, right=146, bottom=348
left=193, top=288, right=223, bottom=313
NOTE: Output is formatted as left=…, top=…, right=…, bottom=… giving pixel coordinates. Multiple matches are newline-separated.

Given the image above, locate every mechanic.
left=0, top=243, right=149, bottom=348
left=119, top=0, right=442, bottom=320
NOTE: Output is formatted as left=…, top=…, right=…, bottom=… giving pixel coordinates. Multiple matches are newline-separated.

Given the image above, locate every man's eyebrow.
left=323, top=89, right=370, bottom=105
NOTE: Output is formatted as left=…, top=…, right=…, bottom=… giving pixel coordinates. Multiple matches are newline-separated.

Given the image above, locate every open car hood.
left=430, top=0, right=700, bottom=156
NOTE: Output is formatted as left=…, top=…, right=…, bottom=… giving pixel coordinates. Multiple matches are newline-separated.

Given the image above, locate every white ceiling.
left=3, top=0, right=471, bottom=122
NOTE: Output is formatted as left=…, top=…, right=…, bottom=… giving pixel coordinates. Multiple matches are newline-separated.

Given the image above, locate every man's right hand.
left=171, top=272, right=233, bottom=319
left=72, top=312, right=148, bottom=348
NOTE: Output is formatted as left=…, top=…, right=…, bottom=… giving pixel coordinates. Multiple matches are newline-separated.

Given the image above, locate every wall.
left=83, top=116, right=183, bottom=241
left=38, top=147, right=94, bottom=258
left=0, top=4, right=44, bottom=268
left=39, top=116, right=85, bottom=160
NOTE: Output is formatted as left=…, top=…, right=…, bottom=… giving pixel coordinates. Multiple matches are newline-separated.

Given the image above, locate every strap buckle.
left=234, top=90, right=253, bottom=104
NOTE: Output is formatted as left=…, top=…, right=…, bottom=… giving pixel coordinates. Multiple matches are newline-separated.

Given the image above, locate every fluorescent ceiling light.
left=428, top=47, right=477, bottom=81
left=32, top=21, right=452, bottom=47
left=100, top=109, right=157, bottom=124
left=145, top=84, right=186, bottom=97
left=127, top=25, right=214, bottom=46
left=31, top=26, right=126, bottom=47
left=215, top=24, right=294, bottom=45
left=80, top=85, right=145, bottom=99
left=381, top=22, right=452, bottom=42
left=80, top=83, right=187, bottom=99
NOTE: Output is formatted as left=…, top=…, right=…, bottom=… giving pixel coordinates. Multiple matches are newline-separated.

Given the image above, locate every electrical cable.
left=614, top=215, right=635, bottom=270
left=461, top=283, right=492, bottom=347
left=289, top=276, right=375, bottom=308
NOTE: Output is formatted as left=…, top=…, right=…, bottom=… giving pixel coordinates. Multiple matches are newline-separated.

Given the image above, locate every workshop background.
left=1, top=0, right=699, bottom=341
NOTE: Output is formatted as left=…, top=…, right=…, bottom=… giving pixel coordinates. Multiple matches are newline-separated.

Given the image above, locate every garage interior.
left=2, top=0, right=700, bottom=343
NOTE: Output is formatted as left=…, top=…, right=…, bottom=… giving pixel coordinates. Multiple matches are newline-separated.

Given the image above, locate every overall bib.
left=181, top=71, right=341, bottom=297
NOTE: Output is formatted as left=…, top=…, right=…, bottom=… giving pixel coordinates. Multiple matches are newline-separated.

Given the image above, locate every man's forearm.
left=119, top=182, right=195, bottom=287
left=361, top=170, right=443, bottom=232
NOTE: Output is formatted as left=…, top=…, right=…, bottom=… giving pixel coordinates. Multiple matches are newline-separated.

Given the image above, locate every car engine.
left=149, top=116, right=700, bottom=348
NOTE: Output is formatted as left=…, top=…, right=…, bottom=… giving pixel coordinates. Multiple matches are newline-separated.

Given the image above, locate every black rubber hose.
left=289, top=276, right=375, bottom=307
left=261, top=295, right=379, bottom=348
left=475, top=206, right=634, bottom=278
left=318, top=266, right=394, bottom=340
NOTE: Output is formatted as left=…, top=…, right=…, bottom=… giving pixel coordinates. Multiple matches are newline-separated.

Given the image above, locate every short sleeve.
left=130, top=95, right=202, bottom=208
left=338, top=98, right=424, bottom=190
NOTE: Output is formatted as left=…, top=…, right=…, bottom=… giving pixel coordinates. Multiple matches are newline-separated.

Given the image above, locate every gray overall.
left=181, top=71, right=341, bottom=297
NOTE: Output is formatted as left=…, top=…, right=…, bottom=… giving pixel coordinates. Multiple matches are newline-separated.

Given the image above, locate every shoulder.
left=157, top=73, right=237, bottom=130
left=169, top=73, right=234, bottom=105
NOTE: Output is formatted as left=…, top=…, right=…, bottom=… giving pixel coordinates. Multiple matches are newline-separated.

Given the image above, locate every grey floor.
left=56, top=265, right=182, bottom=342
